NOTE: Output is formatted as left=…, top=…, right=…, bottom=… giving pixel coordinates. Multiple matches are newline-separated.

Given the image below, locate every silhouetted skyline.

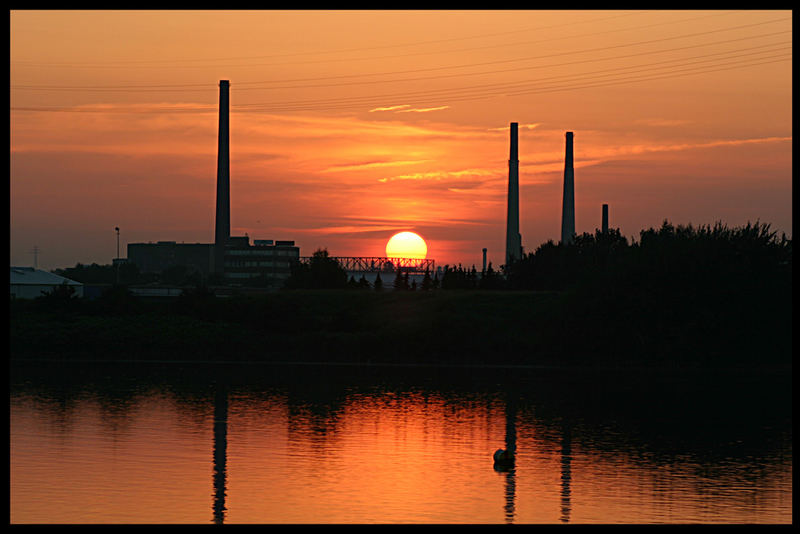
left=10, top=10, right=792, bottom=270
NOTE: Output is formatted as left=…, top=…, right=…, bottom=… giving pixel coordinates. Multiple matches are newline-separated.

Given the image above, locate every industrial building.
left=128, top=238, right=299, bottom=284
left=10, top=267, right=83, bottom=299
left=224, top=238, right=299, bottom=283
left=126, top=80, right=300, bottom=286
left=128, top=242, right=215, bottom=278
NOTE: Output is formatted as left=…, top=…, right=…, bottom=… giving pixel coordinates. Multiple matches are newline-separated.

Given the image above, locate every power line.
left=236, top=56, right=792, bottom=113
left=10, top=27, right=791, bottom=93
left=10, top=12, right=785, bottom=75
left=505, top=53, right=792, bottom=98
left=10, top=10, right=651, bottom=66
left=230, top=43, right=792, bottom=110
left=100, top=11, right=737, bottom=71
left=327, top=10, right=738, bottom=67
left=228, top=56, right=793, bottom=113
left=11, top=53, right=789, bottom=115
left=29, top=246, right=40, bottom=269
left=249, top=16, right=790, bottom=84
left=232, top=35, right=793, bottom=94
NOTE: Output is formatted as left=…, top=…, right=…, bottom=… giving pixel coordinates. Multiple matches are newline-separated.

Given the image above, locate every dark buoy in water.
left=493, top=448, right=514, bottom=469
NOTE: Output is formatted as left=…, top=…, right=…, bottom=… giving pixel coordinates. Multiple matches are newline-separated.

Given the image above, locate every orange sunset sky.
left=10, top=10, right=792, bottom=270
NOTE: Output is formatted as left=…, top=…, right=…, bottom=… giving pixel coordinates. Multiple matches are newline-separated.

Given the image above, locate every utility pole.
left=30, top=246, right=40, bottom=269
left=115, top=227, right=120, bottom=285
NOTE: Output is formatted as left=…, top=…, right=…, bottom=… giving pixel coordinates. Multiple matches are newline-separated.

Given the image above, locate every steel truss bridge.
left=298, top=256, right=435, bottom=274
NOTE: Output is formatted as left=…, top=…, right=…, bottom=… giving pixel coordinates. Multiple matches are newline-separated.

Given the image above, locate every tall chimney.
left=561, top=131, right=575, bottom=245
left=602, top=204, right=609, bottom=233
left=482, top=248, right=488, bottom=273
left=214, top=80, right=231, bottom=275
left=505, top=122, right=522, bottom=266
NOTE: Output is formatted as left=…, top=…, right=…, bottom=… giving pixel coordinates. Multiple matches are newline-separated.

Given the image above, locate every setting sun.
left=386, top=231, right=427, bottom=259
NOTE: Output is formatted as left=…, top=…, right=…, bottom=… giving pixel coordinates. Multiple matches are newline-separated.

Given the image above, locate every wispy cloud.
left=12, top=102, right=216, bottom=114
left=514, top=136, right=793, bottom=177
left=322, top=159, right=430, bottom=173
left=486, top=123, right=542, bottom=131
left=378, top=168, right=497, bottom=183
left=292, top=225, right=404, bottom=235
left=592, top=136, right=792, bottom=160
left=634, top=118, right=693, bottom=127
left=367, top=104, right=449, bottom=114
left=336, top=214, right=490, bottom=228
left=396, top=106, right=450, bottom=113
left=368, top=104, right=411, bottom=113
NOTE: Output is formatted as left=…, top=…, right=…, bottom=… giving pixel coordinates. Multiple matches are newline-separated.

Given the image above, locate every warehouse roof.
left=10, top=267, right=82, bottom=286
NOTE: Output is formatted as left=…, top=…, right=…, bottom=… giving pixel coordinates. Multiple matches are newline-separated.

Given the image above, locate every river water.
left=10, top=361, right=792, bottom=524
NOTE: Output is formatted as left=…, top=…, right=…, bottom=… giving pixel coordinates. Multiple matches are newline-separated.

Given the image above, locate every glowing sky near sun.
left=10, top=10, right=792, bottom=270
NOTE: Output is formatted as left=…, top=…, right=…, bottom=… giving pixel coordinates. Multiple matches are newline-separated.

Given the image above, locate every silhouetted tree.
left=441, top=264, right=477, bottom=289
left=173, top=284, right=217, bottom=321
left=35, top=281, right=80, bottom=311
left=393, top=269, right=407, bottom=291
left=358, top=275, right=371, bottom=289
left=92, top=284, right=142, bottom=315
left=161, top=264, right=202, bottom=286
left=440, top=265, right=453, bottom=289
left=55, top=261, right=143, bottom=285
left=410, top=279, right=417, bottom=291
left=284, top=249, right=348, bottom=289
left=479, top=262, right=503, bottom=290
left=421, top=269, right=433, bottom=291
left=374, top=272, right=384, bottom=291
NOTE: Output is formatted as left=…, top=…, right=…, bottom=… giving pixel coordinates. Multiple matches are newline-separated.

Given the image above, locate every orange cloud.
left=586, top=136, right=792, bottom=160
left=486, top=122, right=542, bottom=131
left=322, top=160, right=431, bottom=173
left=634, top=118, right=693, bottom=127
left=368, top=105, right=411, bottom=112
left=293, top=225, right=406, bottom=235
left=378, top=168, right=499, bottom=182
left=395, top=106, right=450, bottom=113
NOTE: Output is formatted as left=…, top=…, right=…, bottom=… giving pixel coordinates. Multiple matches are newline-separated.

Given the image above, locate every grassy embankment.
left=9, top=280, right=791, bottom=369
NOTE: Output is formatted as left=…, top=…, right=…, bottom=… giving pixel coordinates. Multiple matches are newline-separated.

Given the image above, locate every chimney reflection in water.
left=494, top=396, right=517, bottom=524
left=560, top=420, right=572, bottom=523
left=213, top=385, right=228, bottom=524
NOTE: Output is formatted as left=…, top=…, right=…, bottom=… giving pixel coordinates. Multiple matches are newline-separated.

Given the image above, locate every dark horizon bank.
left=10, top=219, right=792, bottom=374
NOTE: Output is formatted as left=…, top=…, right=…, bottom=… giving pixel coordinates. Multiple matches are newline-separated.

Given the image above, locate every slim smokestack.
left=482, top=248, right=488, bottom=273
left=602, top=204, right=609, bottom=233
left=561, top=131, right=575, bottom=245
left=505, top=122, right=522, bottom=266
left=214, top=80, right=231, bottom=275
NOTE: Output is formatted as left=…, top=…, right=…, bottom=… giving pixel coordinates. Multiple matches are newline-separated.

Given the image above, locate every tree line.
left=285, top=220, right=791, bottom=293
left=506, top=220, right=791, bottom=293
left=47, top=220, right=790, bottom=295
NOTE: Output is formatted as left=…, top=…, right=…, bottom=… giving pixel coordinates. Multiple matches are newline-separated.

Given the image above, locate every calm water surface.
left=10, top=362, right=792, bottom=524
